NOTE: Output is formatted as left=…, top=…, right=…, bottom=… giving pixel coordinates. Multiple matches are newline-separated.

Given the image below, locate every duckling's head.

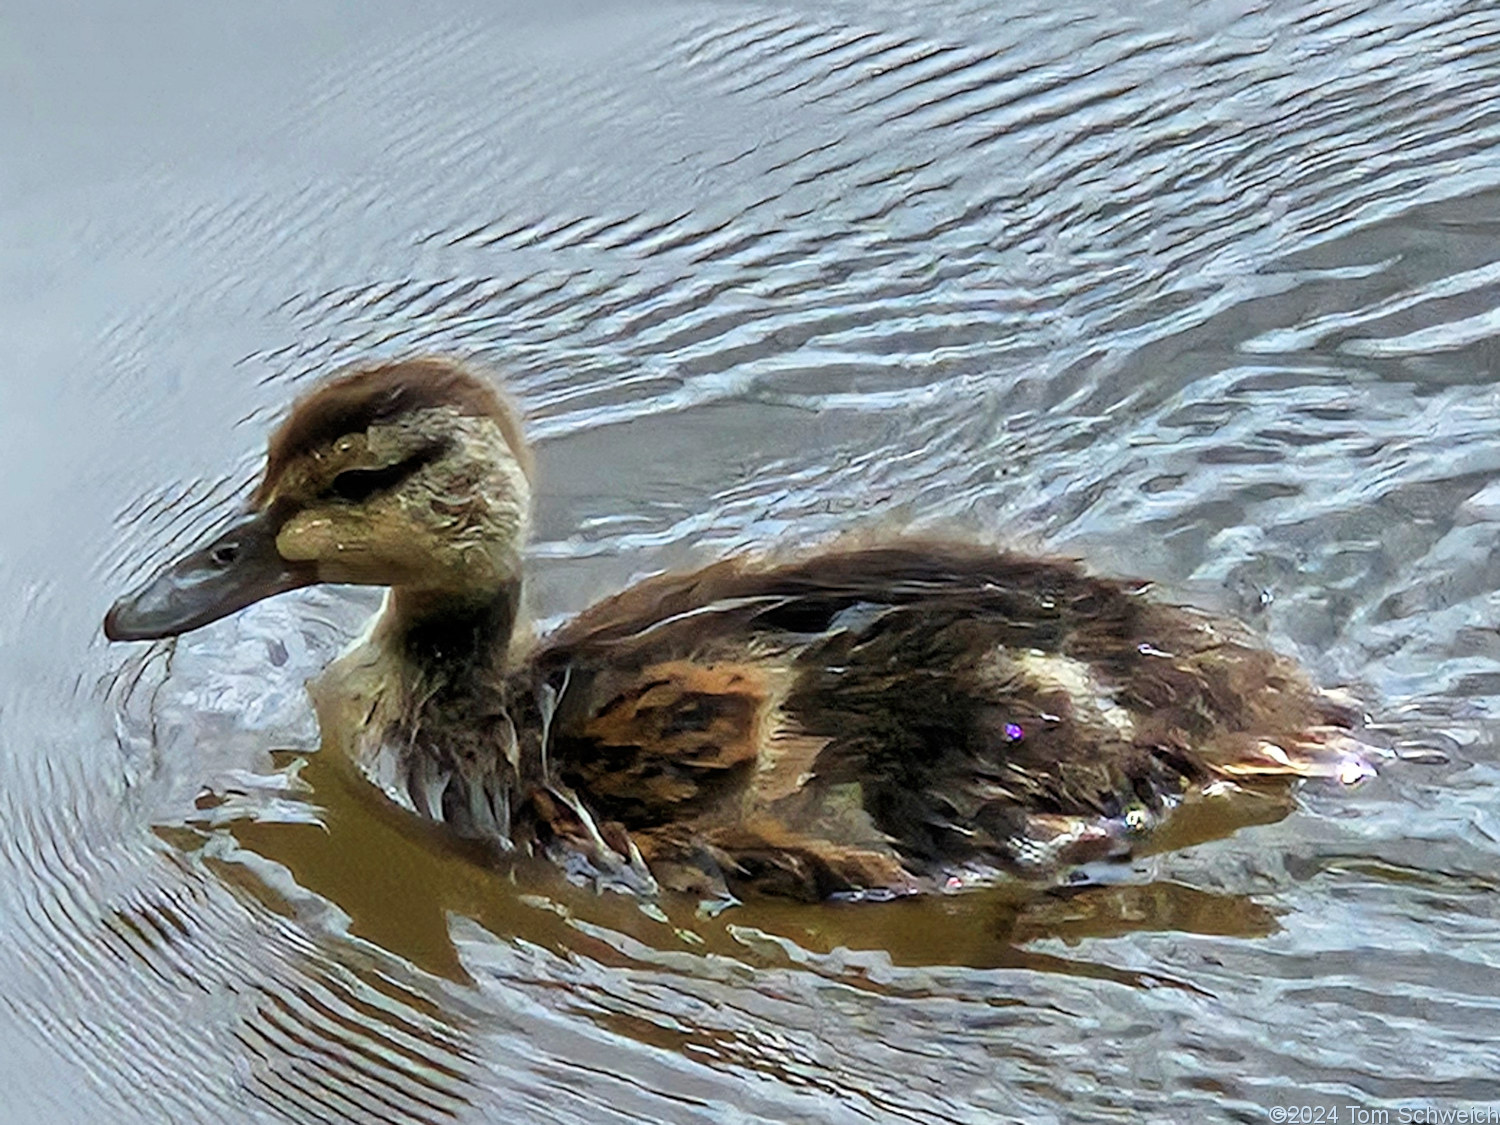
left=105, top=357, right=533, bottom=641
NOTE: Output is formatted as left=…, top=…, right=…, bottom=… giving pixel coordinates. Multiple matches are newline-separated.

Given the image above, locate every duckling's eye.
left=328, top=464, right=408, bottom=503
left=210, top=542, right=240, bottom=568
left=324, top=440, right=449, bottom=504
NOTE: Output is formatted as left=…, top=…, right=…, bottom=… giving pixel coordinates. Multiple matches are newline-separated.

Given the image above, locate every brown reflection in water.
left=172, top=748, right=1295, bottom=992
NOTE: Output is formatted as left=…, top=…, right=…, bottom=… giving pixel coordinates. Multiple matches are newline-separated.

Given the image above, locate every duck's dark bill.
left=103, top=510, right=315, bottom=642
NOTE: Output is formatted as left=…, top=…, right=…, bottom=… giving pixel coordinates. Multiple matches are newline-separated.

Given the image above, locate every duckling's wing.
left=530, top=542, right=1357, bottom=897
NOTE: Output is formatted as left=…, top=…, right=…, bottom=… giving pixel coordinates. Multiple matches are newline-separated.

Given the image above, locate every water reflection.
left=193, top=747, right=1287, bottom=986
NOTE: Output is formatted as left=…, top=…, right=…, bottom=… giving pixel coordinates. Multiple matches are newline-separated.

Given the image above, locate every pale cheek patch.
left=276, top=512, right=346, bottom=560
left=1003, top=650, right=1136, bottom=740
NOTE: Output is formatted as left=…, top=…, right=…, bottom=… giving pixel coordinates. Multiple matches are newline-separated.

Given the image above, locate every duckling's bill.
left=104, top=508, right=315, bottom=641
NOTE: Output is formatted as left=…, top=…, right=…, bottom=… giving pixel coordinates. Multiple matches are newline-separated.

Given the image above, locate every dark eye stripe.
left=327, top=439, right=449, bottom=503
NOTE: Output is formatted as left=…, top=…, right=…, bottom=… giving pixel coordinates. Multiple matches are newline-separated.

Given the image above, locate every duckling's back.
left=522, top=542, right=1368, bottom=901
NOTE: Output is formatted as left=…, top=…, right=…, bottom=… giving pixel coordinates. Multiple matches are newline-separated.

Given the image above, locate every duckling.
left=105, top=356, right=1372, bottom=904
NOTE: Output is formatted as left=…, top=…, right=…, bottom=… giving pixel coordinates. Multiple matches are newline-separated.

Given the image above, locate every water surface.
left=4, top=0, right=1500, bottom=1121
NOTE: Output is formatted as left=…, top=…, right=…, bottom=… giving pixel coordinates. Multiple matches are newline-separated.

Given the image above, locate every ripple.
left=6, top=0, right=1500, bottom=1119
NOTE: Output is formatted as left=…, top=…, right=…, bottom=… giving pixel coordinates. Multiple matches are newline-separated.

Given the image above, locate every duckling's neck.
left=377, top=582, right=520, bottom=680
left=318, top=579, right=531, bottom=839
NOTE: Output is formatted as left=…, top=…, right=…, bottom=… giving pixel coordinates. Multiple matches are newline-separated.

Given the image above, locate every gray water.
left=4, top=1, right=1500, bottom=1121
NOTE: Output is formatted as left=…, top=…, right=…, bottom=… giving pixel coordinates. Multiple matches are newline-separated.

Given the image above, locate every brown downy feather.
left=257, top=356, right=532, bottom=503
left=508, top=541, right=1373, bottom=901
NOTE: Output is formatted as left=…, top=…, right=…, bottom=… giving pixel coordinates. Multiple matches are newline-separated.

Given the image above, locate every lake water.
left=4, top=0, right=1500, bottom=1121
